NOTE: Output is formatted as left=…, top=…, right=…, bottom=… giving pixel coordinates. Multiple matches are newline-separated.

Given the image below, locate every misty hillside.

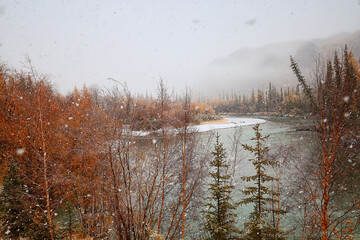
left=200, top=30, right=360, bottom=96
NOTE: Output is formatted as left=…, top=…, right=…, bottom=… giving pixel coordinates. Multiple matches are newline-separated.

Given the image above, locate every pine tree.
left=203, top=134, right=241, bottom=240
left=241, top=124, right=286, bottom=240
left=249, top=90, right=256, bottom=113
left=256, top=90, right=265, bottom=112
left=0, top=161, right=33, bottom=239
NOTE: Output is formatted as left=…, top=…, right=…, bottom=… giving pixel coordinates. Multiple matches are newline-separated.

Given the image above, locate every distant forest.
left=207, top=82, right=311, bottom=116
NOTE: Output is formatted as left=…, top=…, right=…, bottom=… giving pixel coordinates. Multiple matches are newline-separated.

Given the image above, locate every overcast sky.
left=1, top=0, right=359, bottom=95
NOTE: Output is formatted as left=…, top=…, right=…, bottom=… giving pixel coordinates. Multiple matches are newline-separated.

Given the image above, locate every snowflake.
left=16, top=148, right=25, bottom=156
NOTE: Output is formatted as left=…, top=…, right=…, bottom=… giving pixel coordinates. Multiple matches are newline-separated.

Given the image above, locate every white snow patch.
left=191, top=117, right=266, bottom=133
left=131, top=117, right=266, bottom=136
left=132, top=130, right=152, bottom=136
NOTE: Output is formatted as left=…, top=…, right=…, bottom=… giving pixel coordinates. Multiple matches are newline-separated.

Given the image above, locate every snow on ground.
left=132, top=117, right=266, bottom=136
left=191, top=117, right=266, bottom=133
left=132, top=130, right=153, bottom=137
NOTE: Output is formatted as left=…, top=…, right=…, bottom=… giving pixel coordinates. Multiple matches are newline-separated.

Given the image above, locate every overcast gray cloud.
left=0, top=0, right=359, bottom=95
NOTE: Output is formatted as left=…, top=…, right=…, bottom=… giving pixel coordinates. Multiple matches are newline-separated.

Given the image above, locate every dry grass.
left=200, top=118, right=229, bottom=125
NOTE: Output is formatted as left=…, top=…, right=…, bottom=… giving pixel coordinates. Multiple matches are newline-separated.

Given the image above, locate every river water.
left=201, top=116, right=314, bottom=177
left=198, top=115, right=315, bottom=235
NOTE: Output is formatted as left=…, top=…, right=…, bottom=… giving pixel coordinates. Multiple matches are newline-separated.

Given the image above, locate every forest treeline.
left=0, top=47, right=359, bottom=240
left=208, top=83, right=311, bottom=116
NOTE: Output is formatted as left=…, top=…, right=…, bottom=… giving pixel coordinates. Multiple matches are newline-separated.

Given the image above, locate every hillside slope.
left=199, top=30, right=360, bottom=96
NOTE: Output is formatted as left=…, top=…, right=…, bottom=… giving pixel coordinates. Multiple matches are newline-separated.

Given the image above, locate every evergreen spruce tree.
left=256, top=90, right=265, bottom=112
left=0, top=161, right=33, bottom=239
left=249, top=90, right=256, bottom=113
left=241, top=124, right=286, bottom=240
left=204, top=134, right=241, bottom=240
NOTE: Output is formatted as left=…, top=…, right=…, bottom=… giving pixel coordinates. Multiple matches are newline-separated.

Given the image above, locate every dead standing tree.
left=228, top=126, right=243, bottom=186
left=156, top=79, right=171, bottom=234
left=180, top=89, right=191, bottom=240
left=102, top=84, right=154, bottom=239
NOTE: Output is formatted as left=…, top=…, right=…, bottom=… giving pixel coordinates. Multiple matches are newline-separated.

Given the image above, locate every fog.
left=0, top=0, right=359, bottom=96
left=196, top=31, right=360, bottom=96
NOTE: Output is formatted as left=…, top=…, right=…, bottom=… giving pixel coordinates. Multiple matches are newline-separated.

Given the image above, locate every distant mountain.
left=198, top=30, right=360, bottom=96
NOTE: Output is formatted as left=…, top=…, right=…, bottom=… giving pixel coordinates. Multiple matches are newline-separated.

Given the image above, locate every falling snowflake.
left=16, top=148, right=25, bottom=156
left=343, top=96, right=349, bottom=102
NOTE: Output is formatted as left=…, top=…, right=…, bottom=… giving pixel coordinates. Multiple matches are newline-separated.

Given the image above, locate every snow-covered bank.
left=191, top=117, right=266, bottom=133
left=132, top=117, right=266, bottom=136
